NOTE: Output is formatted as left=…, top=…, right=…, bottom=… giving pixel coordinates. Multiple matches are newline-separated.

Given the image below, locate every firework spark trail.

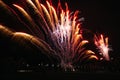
left=0, top=0, right=111, bottom=71
left=94, top=34, right=110, bottom=61
left=13, top=0, right=99, bottom=70
left=43, top=1, right=88, bottom=67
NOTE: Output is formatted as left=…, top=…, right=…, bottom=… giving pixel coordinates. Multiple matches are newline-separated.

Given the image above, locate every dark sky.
left=2, top=0, right=120, bottom=57
left=57, top=0, right=120, bottom=57
left=67, top=0, right=120, bottom=57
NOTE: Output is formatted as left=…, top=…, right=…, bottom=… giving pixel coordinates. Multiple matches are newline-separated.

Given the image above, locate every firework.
left=94, top=34, right=110, bottom=61
left=0, top=0, right=111, bottom=71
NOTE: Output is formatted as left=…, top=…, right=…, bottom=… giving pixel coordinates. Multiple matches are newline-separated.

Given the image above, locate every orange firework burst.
left=0, top=0, right=111, bottom=71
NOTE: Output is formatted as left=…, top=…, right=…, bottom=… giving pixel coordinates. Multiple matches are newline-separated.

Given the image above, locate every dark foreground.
left=2, top=72, right=120, bottom=80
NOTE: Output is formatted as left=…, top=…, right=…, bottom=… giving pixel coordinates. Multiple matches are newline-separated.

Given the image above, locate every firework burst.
left=0, top=0, right=111, bottom=71
left=94, top=34, right=111, bottom=61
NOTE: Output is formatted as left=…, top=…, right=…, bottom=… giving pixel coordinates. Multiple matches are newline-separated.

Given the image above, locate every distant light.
left=38, top=64, right=40, bottom=66
left=17, top=70, right=32, bottom=72
left=57, top=64, right=60, bottom=67
left=111, top=57, right=114, bottom=60
left=41, top=63, right=43, bottom=66
left=45, top=64, right=49, bottom=67
left=72, top=69, right=75, bottom=71
left=51, top=64, right=54, bottom=67
left=26, top=64, right=29, bottom=67
left=17, top=70, right=26, bottom=72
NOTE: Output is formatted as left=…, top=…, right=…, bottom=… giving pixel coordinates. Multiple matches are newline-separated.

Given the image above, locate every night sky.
left=1, top=0, right=120, bottom=79
left=61, top=0, right=120, bottom=57
left=1, top=0, right=120, bottom=57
